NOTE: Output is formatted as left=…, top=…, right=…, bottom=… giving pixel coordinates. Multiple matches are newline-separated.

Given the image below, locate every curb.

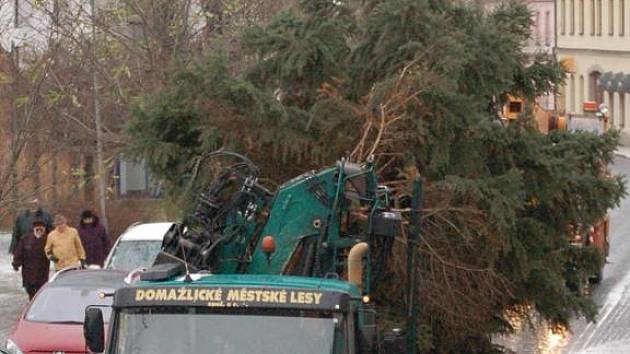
left=615, top=150, right=630, bottom=159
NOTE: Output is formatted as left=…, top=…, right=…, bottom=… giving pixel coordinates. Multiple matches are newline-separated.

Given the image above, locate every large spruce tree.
left=126, top=0, right=625, bottom=352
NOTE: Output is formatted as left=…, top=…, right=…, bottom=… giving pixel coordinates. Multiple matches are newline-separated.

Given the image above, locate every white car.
left=104, top=222, right=174, bottom=270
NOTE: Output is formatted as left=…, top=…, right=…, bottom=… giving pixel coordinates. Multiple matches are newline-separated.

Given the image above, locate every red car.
left=6, top=268, right=126, bottom=354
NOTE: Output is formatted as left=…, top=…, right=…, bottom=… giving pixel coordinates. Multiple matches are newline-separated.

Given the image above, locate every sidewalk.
left=616, top=146, right=630, bottom=159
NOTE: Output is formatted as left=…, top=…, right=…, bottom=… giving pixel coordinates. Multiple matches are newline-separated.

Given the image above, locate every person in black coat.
left=12, top=219, right=50, bottom=300
left=9, top=198, right=52, bottom=255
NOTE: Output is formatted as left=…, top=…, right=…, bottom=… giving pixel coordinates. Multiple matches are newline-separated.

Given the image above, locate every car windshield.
left=26, top=286, right=114, bottom=323
left=107, top=240, right=163, bottom=270
left=113, top=308, right=345, bottom=354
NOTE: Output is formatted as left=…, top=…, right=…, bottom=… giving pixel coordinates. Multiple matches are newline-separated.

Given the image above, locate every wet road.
left=564, top=156, right=630, bottom=353
left=499, top=156, right=630, bottom=353
left=0, top=233, right=28, bottom=347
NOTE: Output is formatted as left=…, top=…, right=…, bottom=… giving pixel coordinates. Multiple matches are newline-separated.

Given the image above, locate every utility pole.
left=9, top=0, right=21, bottom=218
left=51, top=0, right=60, bottom=205
left=406, top=179, right=422, bottom=354
left=91, top=0, right=108, bottom=231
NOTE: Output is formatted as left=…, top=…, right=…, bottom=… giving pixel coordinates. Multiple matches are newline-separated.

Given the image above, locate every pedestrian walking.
left=78, top=210, right=111, bottom=267
left=9, top=198, right=53, bottom=255
left=12, top=219, right=50, bottom=300
left=45, top=214, right=86, bottom=271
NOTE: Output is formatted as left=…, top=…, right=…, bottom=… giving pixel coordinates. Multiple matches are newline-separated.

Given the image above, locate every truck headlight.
left=6, top=339, right=24, bottom=354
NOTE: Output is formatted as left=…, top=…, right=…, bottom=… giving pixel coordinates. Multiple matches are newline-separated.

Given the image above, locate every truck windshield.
left=112, top=308, right=346, bottom=354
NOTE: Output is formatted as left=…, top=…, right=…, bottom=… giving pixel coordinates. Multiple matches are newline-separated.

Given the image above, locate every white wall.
left=557, top=0, right=630, bottom=51
left=526, top=0, right=556, bottom=54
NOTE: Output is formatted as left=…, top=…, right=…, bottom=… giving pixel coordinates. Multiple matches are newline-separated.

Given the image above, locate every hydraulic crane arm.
left=154, top=152, right=403, bottom=291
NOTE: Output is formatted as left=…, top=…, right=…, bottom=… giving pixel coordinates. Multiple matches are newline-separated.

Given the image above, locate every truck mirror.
left=358, top=305, right=377, bottom=351
left=84, top=307, right=105, bottom=353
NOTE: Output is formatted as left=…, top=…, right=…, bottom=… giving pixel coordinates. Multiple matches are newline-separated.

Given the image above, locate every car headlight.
left=6, top=339, right=24, bottom=354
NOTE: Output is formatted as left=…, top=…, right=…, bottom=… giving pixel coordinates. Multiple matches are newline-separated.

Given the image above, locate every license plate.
left=53, top=352, right=66, bottom=354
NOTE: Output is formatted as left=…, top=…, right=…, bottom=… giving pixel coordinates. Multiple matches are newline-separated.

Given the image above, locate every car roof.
left=48, top=269, right=127, bottom=288
left=118, top=222, right=173, bottom=241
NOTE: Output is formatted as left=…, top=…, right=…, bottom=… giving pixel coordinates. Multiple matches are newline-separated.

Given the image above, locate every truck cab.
left=84, top=267, right=378, bottom=354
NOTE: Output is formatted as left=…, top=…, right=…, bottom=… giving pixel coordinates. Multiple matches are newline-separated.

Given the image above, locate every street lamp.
left=597, top=103, right=609, bottom=131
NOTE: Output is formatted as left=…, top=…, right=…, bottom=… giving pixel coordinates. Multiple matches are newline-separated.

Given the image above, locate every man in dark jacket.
left=12, top=219, right=50, bottom=299
left=78, top=210, right=111, bottom=267
left=9, top=198, right=53, bottom=255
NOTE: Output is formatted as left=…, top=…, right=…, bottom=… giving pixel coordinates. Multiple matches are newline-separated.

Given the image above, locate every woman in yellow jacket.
left=45, top=214, right=86, bottom=270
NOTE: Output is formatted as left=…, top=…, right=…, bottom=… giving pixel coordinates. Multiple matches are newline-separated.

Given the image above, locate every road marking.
left=576, top=271, right=630, bottom=350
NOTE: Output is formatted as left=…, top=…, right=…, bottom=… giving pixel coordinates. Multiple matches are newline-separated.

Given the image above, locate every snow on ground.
left=0, top=233, right=28, bottom=347
left=572, top=339, right=630, bottom=354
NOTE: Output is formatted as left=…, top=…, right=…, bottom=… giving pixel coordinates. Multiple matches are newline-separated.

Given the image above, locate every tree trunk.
left=84, top=153, right=94, bottom=204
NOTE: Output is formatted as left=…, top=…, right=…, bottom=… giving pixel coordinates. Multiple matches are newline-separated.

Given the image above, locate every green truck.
left=84, top=152, right=418, bottom=353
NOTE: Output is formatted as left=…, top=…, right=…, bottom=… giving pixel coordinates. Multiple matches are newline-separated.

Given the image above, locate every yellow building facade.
left=556, top=0, right=630, bottom=133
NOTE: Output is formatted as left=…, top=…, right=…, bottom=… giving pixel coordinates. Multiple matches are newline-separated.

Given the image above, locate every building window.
left=561, top=0, right=566, bottom=34
left=571, top=0, right=576, bottom=34
left=598, top=0, right=603, bottom=35
left=591, top=0, right=596, bottom=34
left=509, top=101, right=523, bottom=114
left=608, top=92, right=615, bottom=124
left=534, top=11, right=540, bottom=46
left=579, top=75, right=585, bottom=110
left=545, top=11, right=552, bottom=44
left=619, top=92, right=626, bottom=128
left=580, top=0, right=585, bottom=33
left=589, top=71, right=602, bottom=102
left=609, top=0, right=615, bottom=35
left=621, top=0, right=626, bottom=35
left=570, top=74, right=576, bottom=112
